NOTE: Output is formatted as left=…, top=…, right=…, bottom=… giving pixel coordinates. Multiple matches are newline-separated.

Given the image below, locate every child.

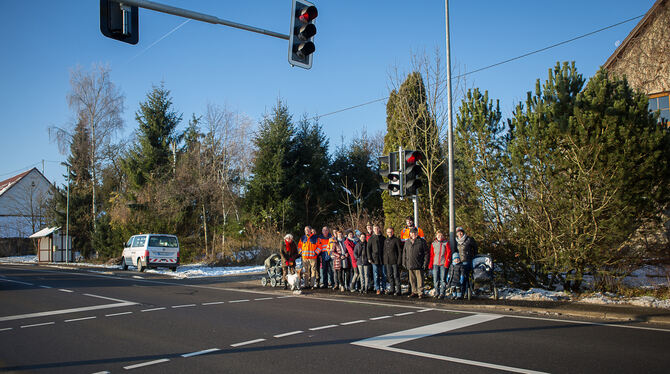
left=447, top=252, right=465, bottom=299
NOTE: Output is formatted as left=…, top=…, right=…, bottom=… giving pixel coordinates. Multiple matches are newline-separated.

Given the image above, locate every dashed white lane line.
left=171, top=304, right=196, bottom=308
left=0, top=327, right=13, bottom=332
left=123, top=358, right=170, bottom=370
left=91, top=371, right=110, bottom=374
left=141, top=307, right=166, bottom=312
left=254, top=297, right=273, bottom=301
left=230, top=338, right=266, bottom=347
left=0, top=278, right=33, bottom=286
left=202, top=301, right=225, bottom=305
left=370, top=315, right=392, bottom=321
left=106, top=311, right=133, bottom=317
left=181, top=348, right=221, bottom=358
left=341, top=320, right=366, bottom=326
left=39, top=285, right=52, bottom=289
left=395, top=312, right=415, bottom=317
left=273, top=330, right=303, bottom=338
left=417, top=309, right=433, bottom=313
left=21, top=322, right=55, bottom=329
left=65, top=316, right=96, bottom=323
left=309, top=324, right=338, bottom=331
left=59, top=289, right=74, bottom=293
left=276, top=296, right=294, bottom=299
left=229, top=299, right=250, bottom=303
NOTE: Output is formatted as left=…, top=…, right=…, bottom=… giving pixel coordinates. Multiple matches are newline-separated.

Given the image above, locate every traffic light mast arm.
left=114, top=0, right=290, bottom=40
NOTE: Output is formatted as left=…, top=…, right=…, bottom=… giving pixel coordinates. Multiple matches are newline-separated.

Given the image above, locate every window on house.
left=648, top=93, right=669, bottom=126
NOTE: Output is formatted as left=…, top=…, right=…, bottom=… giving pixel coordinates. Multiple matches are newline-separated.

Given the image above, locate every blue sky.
left=0, top=0, right=656, bottom=186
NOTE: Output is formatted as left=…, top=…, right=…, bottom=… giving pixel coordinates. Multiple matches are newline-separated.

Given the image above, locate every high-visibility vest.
left=400, top=227, right=425, bottom=242
left=298, top=234, right=319, bottom=259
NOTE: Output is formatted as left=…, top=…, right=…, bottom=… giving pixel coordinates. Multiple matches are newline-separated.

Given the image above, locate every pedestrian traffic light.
left=288, top=0, right=318, bottom=69
left=100, top=0, right=139, bottom=44
left=403, top=150, right=424, bottom=196
left=379, top=152, right=402, bottom=196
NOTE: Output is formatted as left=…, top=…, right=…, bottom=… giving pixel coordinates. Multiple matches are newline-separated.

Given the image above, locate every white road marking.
left=417, top=309, right=433, bottom=313
left=370, top=315, right=392, bottom=321
left=0, top=278, right=33, bottom=286
left=171, top=304, right=196, bottom=308
left=274, top=330, right=303, bottom=338
left=141, top=307, right=166, bottom=312
left=65, top=316, right=96, bottom=323
left=340, top=320, right=366, bottom=326
left=83, top=293, right=135, bottom=303
left=229, top=299, right=250, bottom=303
left=21, top=322, right=55, bottom=328
left=0, top=301, right=137, bottom=322
left=276, top=295, right=294, bottom=299
left=202, top=301, right=225, bottom=305
left=59, top=289, right=74, bottom=293
left=123, top=358, right=170, bottom=370
left=106, top=311, right=133, bottom=317
left=131, top=276, right=144, bottom=279
left=181, top=348, right=221, bottom=358
left=254, top=297, right=273, bottom=301
left=352, top=314, right=547, bottom=374
left=91, top=371, right=110, bottom=374
left=39, top=285, right=52, bottom=289
left=230, top=338, right=266, bottom=347
left=0, top=327, right=13, bottom=332
left=309, top=324, right=338, bottom=331
left=395, top=312, right=415, bottom=316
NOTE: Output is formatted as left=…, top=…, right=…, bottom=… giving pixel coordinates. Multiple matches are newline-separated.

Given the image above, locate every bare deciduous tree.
left=50, top=64, right=124, bottom=231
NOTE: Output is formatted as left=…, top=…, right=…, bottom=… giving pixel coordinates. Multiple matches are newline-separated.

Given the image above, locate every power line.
left=311, top=14, right=644, bottom=121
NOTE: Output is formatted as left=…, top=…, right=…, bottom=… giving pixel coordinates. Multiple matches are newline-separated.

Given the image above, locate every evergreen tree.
left=123, top=83, right=182, bottom=189
left=288, top=117, right=333, bottom=230
left=245, top=100, right=296, bottom=231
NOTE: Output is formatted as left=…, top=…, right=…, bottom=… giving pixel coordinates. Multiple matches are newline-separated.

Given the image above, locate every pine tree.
left=244, top=100, right=296, bottom=231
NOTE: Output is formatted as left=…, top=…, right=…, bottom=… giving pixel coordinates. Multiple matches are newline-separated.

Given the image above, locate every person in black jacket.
left=447, top=252, right=465, bottom=299
left=383, top=227, right=403, bottom=295
left=365, top=224, right=386, bottom=294
left=455, top=226, right=477, bottom=298
left=402, top=227, right=429, bottom=298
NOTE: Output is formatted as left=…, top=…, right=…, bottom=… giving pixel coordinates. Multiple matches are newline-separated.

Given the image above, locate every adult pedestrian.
left=366, top=223, right=386, bottom=294
left=455, top=226, right=478, bottom=298
left=345, top=230, right=359, bottom=292
left=353, top=232, right=370, bottom=293
left=402, top=227, right=429, bottom=298
left=400, top=216, right=425, bottom=243
left=383, top=227, right=403, bottom=296
left=317, top=226, right=334, bottom=289
left=280, top=233, right=299, bottom=290
left=428, top=230, right=451, bottom=299
left=331, top=229, right=350, bottom=291
left=298, top=226, right=319, bottom=289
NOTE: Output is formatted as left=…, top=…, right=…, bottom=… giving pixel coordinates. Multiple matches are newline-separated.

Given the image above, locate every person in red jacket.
left=428, top=230, right=451, bottom=299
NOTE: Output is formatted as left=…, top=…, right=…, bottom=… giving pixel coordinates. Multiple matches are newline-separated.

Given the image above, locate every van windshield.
left=148, top=236, right=179, bottom=248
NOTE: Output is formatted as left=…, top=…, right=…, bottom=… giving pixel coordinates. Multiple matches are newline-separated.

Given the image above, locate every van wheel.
left=121, top=257, right=128, bottom=271
left=137, top=259, right=145, bottom=272
left=170, top=267, right=177, bottom=272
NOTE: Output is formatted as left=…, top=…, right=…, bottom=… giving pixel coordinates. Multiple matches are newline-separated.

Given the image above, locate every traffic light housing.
left=403, top=150, right=423, bottom=196
left=379, top=152, right=402, bottom=196
left=100, top=0, right=139, bottom=44
left=289, top=0, right=318, bottom=69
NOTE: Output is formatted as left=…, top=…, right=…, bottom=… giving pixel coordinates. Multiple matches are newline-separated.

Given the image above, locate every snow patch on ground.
left=144, top=263, right=264, bottom=278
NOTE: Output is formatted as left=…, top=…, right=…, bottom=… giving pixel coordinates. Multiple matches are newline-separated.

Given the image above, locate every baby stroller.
left=468, top=254, right=498, bottom=300
left=261, top=253, right=284, bottom=287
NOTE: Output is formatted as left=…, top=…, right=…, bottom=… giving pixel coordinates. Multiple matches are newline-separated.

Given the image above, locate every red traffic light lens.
left=298, top=6, right=318, bottom=23
left=406, top=152, right=422, bottom=164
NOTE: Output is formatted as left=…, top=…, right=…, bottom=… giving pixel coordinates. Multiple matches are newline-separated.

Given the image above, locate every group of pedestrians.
left=279, top=216, right=478, bottom=300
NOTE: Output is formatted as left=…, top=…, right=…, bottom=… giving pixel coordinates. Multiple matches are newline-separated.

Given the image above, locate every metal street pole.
left=445, top=0, right=455, bottom=250
left=61, top=162, right=70, bottom=263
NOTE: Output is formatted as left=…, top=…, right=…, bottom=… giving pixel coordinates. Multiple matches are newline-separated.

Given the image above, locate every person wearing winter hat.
left=446, top=251, right=465, bottom=299
left=402, top=227, right=429, bottom=298
left=455, top=226, right=477, bottom=298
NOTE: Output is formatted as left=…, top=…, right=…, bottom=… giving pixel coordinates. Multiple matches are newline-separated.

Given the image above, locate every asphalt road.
left=1, top=264, right=669, bottom=374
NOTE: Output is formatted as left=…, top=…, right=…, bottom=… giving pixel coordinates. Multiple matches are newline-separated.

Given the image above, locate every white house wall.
left=0, top=169, right=54, bottom=238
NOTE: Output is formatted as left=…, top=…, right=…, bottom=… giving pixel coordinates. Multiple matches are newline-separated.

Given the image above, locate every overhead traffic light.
left=100, top=0, right=139, bottom=44
left=379, top=152, right=402, bottom=196
left=403, top=150, right=424, bottom=196
left=289, top=0, right=318, bottom=69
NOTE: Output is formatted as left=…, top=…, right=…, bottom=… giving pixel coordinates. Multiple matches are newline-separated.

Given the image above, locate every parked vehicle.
left=121, top=234, right=180, bottom=272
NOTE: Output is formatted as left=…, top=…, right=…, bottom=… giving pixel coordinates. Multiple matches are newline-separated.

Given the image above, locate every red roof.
left=0, top=168, right=35, bottom=196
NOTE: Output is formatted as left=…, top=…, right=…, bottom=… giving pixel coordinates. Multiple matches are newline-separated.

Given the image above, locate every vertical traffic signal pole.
left=445, top=0, right=456, bottom=250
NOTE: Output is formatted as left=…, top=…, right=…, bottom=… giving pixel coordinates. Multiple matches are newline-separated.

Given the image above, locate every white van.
left=121, top=234, right=180, bottom=272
